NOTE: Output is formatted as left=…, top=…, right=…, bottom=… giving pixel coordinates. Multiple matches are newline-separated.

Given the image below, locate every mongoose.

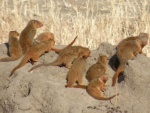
left=117, top=32, right=149, bottom=54
left=49, top=44, right=90, bottom=68
left=0, top=31, right=22, bottom=62
left=29, top=45, right=90, bottom=72
left=10, top=39, right=55, bottom=76
left=86, top=55, right=108, bottom=82
left=34, top=32, right=54, bottom=44
left=112, top=38, right=142, bottom=86
left=75, top=77, right=119, bottom=100
left=19, top=20, right=43, bottom=54
left=87, top=78, right=119, bottom=100
left=110, top=32, right=149, bottom=71
left=65, top=57, right=87, bottom=88
left=74, top=75, right=109, bottom=89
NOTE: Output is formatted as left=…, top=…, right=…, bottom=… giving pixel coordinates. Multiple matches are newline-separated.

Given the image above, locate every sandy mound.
left=0, top=42, right=149, bottom=113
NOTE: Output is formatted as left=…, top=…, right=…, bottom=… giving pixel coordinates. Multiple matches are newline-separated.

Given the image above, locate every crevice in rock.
left=27, top=87, right=31, bottom=96
left=25, top=82, right=32, bottom=97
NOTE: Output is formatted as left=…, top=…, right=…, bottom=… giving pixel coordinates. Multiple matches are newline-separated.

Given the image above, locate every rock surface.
left=0, top=42, right=149, bottom=113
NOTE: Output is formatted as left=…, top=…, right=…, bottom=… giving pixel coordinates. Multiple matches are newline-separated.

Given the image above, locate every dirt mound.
left=0, top=42, right=149, bottom=113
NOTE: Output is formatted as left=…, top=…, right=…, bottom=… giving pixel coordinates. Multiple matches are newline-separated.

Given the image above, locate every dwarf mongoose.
left=0, top=31, right=22, bottom=62
left=75, top=77, right=118, bottom=100
left=74, top=75, right=109, bottom=89
left=29, top=45, right=90, bottom=72
left=49, top=44, right=91, bottom=68
left=65, top=57, right=86, bottom=88
left=117, top=32, right=149, bottom=54
left=19, top=20, right=43, bottom=54
left=112, top=38, right=142, bottom=86
left=110, top=32, right=149, bottom=71
left=87, top=78, right=119, bottom=100
left=86, top=55, right=108, bottom=82
left=10, top=39, right=55, bottom=76
left=34, top=32, right=54, bottom=44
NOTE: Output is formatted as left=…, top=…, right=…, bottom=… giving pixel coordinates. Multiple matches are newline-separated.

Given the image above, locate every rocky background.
left=0, top=42, right=149, bottom=113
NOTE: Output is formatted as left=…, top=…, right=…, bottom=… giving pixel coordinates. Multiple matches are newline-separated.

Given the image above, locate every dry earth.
left=0, top=42, right=149, bottom=113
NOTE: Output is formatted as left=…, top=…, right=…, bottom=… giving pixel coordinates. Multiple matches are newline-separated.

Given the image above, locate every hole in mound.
left=108, top=53, right=120, bottom=71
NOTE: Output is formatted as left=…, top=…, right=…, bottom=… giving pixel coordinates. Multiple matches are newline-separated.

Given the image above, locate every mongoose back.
left=112, top=38, right=142, bottom=86
left=86, top=55, right=108, bottom=82
left=10, top=39, right=55, bottom=76
left=34, top=32, right=54, bottom=44
left=29, top=45, right=90, bottom=72
left=65, top=57, right=87, bottom=88
left=19, top=20, right=43, bottom=54
left=111, top=32, right=149, bottom=71
left=0, top=31, right=22, bottom=62
left=49, top=45, right=90, bottom=68
left=117, top=32, right=149, bottom=53
left=86, top=78, right=119, bottom=100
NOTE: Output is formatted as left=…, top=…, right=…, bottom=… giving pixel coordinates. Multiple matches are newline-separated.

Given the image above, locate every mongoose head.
left=97, top=55, right=108, bottom=64
left=44, top=32, right=54, bottom=40
left=78, top=47, right=91, bottom=58
left=138, top=32, right=149, bottom=47
left=9, top=31, right=20, bottom=38
left=135, top=38, right=142, bottom=46
left=36, top=32, right=54, bottom=43
left=28, top=20, right=43, bottom=29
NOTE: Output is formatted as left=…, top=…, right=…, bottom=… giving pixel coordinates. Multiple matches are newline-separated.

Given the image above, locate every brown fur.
left=0, top=31, right=22, bottom=62
left=19, top=20, right=43, bottom=54
left=34, top=32, right=54, bottom=44
left=111, top=33, right=149, bottom=71
left=28, top=37, right=90, bottom=72
left=65, top=57, right=87, bottom=88
left=45, top=46, right=90, bottom=68
left=47, top=45, right=90, bottom=68
left=86, top=78, right=119, bottom=100
left=75, top=77, right=119, bottom=100
left=74, top=75, right=109, bottom=89
left=10, top=39, right=55, bottom=76
left=29, top=46, right=90, bottom=72
left=112, top=38, right=142, bottom=86
left=117, top=32, right=149, bottom=53
left=86, top=55, right=108, bottom=82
